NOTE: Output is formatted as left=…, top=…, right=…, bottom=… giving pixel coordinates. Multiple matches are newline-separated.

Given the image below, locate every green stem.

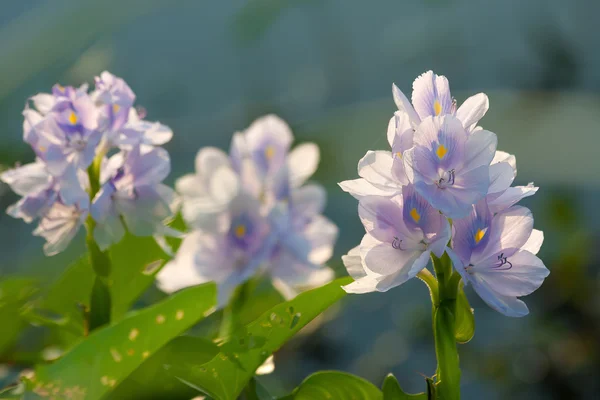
left=431, top=253, right=461, bottom=400
left=85, top=149, right=112, bottom=332
left=219, top=279, right=254, bottom=338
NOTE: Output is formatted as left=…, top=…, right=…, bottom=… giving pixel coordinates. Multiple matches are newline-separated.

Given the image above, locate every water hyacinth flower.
left=342, top=185, right=450, bottom=293
left=157, top=193, right=275, bottom=306
left=448, top=200, right=549, bottom=317
left=161, top=114, right=336, bottom=304
left=91, top=146, right=177, bottom=250
left=4, top=72, right=177, bottom=256
left=403, top=115, right=497, bottom=218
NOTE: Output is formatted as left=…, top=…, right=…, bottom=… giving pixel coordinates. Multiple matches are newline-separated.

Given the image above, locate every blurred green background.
left=1, top=1, right=599, bottom=399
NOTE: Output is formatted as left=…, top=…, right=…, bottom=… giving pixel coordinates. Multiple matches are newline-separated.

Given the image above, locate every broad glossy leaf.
left=34, top=234, right=170, bottom=337
left=173, top=277, right=352, bottom=400
left=381, top=374, right=426, bottom=400
left=110, top=336, right=219, bottom=400
left=26, top=283, right=216, bottom=400
left=454, top=285, right=475, bottom=344
left=288, top=371, right=382, bottom=400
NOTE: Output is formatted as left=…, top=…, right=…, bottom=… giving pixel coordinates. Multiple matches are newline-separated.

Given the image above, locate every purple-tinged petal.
left=244, top=114, right=293, bottom=177
left=375, top=250, right=430, bottom=292
left=411, top=71, right=453, bottom=120
left=473, top=206, right=534, bottom=265
left=488, top=162, right=515, bottom=195
left=475, top=250, right=548, bottom=297
left=470, top=274, right=530, bottom=317
left=33, top=201, right=87, bottom=256
left=461, top=129, right=497, bottom=173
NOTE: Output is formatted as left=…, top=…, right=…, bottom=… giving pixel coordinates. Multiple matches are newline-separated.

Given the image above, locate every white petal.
left=392, top=83, right=420, bottom=126
left=287, top=143, right=320, bottom=187
left=342, top=246, right=365, bottom=280
left=338, top=178, right=398, bottom=200
left=357, top=151, right=399, bottom=188
left=487, top=184, right=538, bottom=214
left=491, top=151, right=517, bottom=174
left=456, top=93, right=489, bottom=131
left=522, top=229, right=544, bottom=255
left=0, top=161, right=50, bottom=196
left=209, top=167, right=240, bottom=206
left=256, top=355, right=275, bottom=375
left=194, top=147, right=230, bottom=177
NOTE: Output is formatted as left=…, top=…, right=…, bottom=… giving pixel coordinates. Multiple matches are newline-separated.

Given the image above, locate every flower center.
left=264, top=145, right=275, bottom=160
left=234, top=224, right=246, bottom=238
left=68, top=111, right=78, bottom=125
left=112, top=104, right=120, bottom=114
left=474, top=228, right=486, bottom=244
left=410, top=207, right=421, bottom=222
left=433, top=99, right=442, bottom=116
left=436, top=144, right=447, bottom=159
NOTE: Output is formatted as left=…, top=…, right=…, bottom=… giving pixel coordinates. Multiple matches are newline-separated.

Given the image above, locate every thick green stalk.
left=431, top=253, right=461, bottom=400
left=85, top=150, right=112, bottom=332
left=219, top=279, right=254, bottom=338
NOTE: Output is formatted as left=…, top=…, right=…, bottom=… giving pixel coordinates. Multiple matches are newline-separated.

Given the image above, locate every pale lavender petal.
left=487, top=184, right=538, bottom=214
left=476, top=250, right=548, bottom=297
left=411, top=71, right=453, bottom=120
left=287, top=142, right=319, bottom=187
left=392, top=83, right=420, bottom=126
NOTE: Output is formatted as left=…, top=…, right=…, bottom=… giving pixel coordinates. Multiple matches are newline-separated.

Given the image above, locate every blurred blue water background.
left=1, top=1, right=599, bottom=398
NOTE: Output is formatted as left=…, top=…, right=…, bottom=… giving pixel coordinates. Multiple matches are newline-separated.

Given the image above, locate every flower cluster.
left=157, top=115, right=338, bottom=305
left=340, top=71, right=548, bottom=317
left=1, top=72, right=176, bottom=255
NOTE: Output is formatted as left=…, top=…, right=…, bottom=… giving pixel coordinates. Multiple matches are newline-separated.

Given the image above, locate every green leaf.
left=172, top=277, right=351, bottom=400
left=34, top=234, right=170, bottom=338
left=110, top=336, right=219, bottom=400
left=27, top=283, right=216, bottom=400
left=454, top=284, right=475, bottom=344
left=288, top=371, right=382, bottom=400
left=381, top=374, right=427, bottom=400
left=0, top=278, right=37, bottom=355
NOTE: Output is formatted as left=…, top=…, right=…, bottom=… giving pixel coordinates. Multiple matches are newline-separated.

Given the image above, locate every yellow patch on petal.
left=395, top=152, right=402, bottom=159
left=264, top=145, right=275, bottom=160
left=410, top=208, right=421, bottom=222
left=474, top=228, right=486, bottom=244
left=234, top=224, right=246, bottom=238
left=56, top=84, right=64, bottom=93
left=68, top=111, right=78, bottom=125
left=436, top=144, right=447, bottom=159
left=112, top=104, right=120, bottom=113
left=433, top=99, right=442, bottom=116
